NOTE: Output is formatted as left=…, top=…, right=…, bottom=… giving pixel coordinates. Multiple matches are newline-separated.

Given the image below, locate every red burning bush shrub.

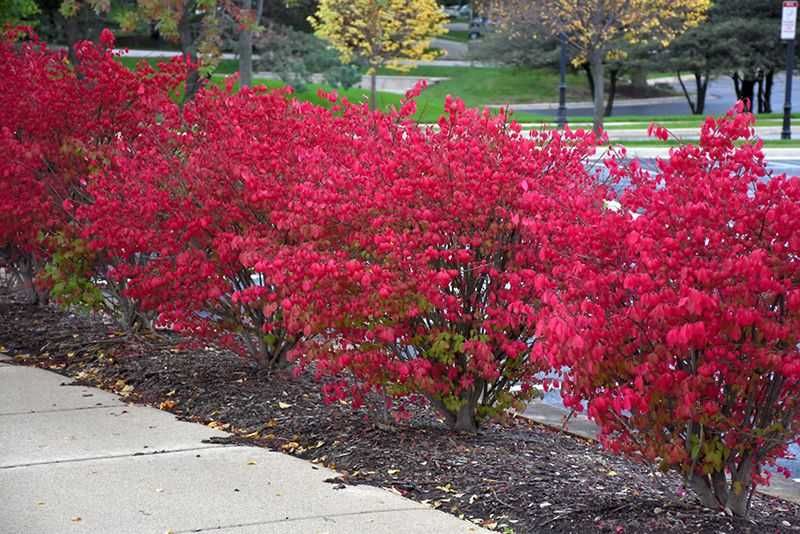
left=0, top=28, right=185, bottom=318
left=80, top=84, right=317, bottom=365
left=543, top=108, right=800, bottom=515
left=9, top=30, right=800, bottom=516
left=257, top=93, right=607, bottom=431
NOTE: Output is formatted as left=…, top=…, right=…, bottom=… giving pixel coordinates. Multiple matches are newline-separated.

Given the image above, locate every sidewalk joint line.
left=173, top=507, right=433, bottom=533
left=0, top=403, right=127, bottom=417
left=0, top=445, right=229, bottom=470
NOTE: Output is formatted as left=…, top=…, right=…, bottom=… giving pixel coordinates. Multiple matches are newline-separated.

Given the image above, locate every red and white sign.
left=783, top=1, right=798, bottom=40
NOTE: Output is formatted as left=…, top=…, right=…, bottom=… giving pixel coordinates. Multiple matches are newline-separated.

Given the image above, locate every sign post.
left=782, top=0, right=798, bottom=139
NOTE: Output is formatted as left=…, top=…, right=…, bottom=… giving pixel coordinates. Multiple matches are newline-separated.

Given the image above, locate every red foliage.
left=542, top=107, right=800, bottom=515
left=7, top=30, right=800, bottom=513
left=247, top=92, right=606, bottom=430
left=0, top=28, right=185, bottom=307
left=88, top=83, right=329, bottom=363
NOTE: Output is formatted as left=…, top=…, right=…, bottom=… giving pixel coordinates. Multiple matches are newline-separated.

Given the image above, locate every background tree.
left=129, top=0, right=223, bottom=101
left=309, top=0, right=447, bottom=110
left=661, top=0, right=789, bottom=114
left=0, top=0, right=39, bottom=25
left=708, top=0, right=784, bottom=113
left=493, top=0, right=709, bottom=131
left=481, top=4, right=666, bottom=118
left=663, top=26, right=720, bottom=114
left=238, top=0, right=265, bottom=87
left=254, top=22, right=361, bottom=91
left=33, top=0, right=113, bottom=63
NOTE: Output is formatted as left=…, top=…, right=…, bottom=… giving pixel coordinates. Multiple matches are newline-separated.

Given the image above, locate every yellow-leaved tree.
left=309, top=0, right=447, bottom=110
left=551, top=0, right=710, bottom=131
left=498, top=0, right=710, bottom=131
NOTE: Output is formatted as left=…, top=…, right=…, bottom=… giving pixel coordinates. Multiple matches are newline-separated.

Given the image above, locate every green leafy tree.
left=663, top=27, right=719, bottom=114
left=664, top=0, right=789, bottom=114
left=0, top=0, right=40, bottom=25
left=255, top=22, right=361, bottom=91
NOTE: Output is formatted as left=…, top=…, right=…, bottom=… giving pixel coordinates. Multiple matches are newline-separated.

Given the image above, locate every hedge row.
left=2, top=29, right=799, bottom=517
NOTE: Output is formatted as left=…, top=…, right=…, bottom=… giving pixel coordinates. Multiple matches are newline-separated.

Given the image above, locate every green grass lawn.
left=117, top=55, right=586, bottom=122
left=375, top=65, right=590, bottom=105
left=118, top=56, right=240, bottom=75
left=439, top=30, right=472, bottom=43
left=116, top=55, right=800, bottom=129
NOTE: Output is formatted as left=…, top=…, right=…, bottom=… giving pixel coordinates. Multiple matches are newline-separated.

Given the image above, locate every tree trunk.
left=740, top=78, right=756, bottom=111
left=583, top=63, right=595, bottom=100
left=590, top=50, right=605, bottom=133
left=452, top=399, right=478, bottom=432
left=677, top=71, right=698, bottom=114
left=764, top=70, right=774, bottom=113
left=725, top=455, right=755, bottom=517
left=732, top=72, right=742, bottom=100
left=686, top=457, right=755, bottom=517
left=630, top=67, right=648, bottom=91
left=239, top=0, right=253, bottom=88
left=64, top=11, right=81, bottom=66
left=429, top=392, right=479, bottom=433
left=756, top=72, right=765, bottom=113
left=369, top=72, right=377, bottom=111
left=687, top=473, right=724, bottom=511
left=179, top=3, right=201, bottom=103
left=696, top=72, right=708, bottom=115
left=604, top=68, right=618, bottom=117
left=18, top=255, right=48, bottom=305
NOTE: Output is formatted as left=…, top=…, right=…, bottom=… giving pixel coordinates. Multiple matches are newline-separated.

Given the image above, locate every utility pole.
left=557, top=32, right=568, bottom=129
left=781, top=1, right=798, bottom=139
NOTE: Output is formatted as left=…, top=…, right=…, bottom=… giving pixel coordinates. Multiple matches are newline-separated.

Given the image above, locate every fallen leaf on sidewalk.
left=208, top=421, right=230, bottom=430
left=159, top=400, right=177, bottom=410
left=71, top=516, right=81, bottom=522
left=247, top=460, right=257, bottom=465
left=0, top=345, right=7, bottom=352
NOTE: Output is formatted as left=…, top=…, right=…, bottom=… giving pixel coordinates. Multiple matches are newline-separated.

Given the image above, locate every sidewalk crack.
left=173, top=507, right=434, bottom=533
left=0, top=445, right=229, bottom=470
left=0, top=403, right=127, bottom=417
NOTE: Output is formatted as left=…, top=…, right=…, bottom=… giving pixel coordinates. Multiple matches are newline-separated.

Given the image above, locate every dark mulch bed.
left=1, top=288, right=798, bottom=534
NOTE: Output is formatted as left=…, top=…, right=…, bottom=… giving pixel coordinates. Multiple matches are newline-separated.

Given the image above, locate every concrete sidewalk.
left=0, top=359, right=487, bottom=534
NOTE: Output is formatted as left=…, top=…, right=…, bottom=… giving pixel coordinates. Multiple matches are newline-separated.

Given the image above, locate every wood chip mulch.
left=1, top=288, right=798, bottom=534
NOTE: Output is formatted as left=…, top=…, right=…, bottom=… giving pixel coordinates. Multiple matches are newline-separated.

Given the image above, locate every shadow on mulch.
left=1, top=288, right=798, bottom=534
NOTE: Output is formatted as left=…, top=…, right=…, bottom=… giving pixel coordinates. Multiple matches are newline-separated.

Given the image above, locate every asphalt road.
left=533, top=72, right=800, bottom=118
